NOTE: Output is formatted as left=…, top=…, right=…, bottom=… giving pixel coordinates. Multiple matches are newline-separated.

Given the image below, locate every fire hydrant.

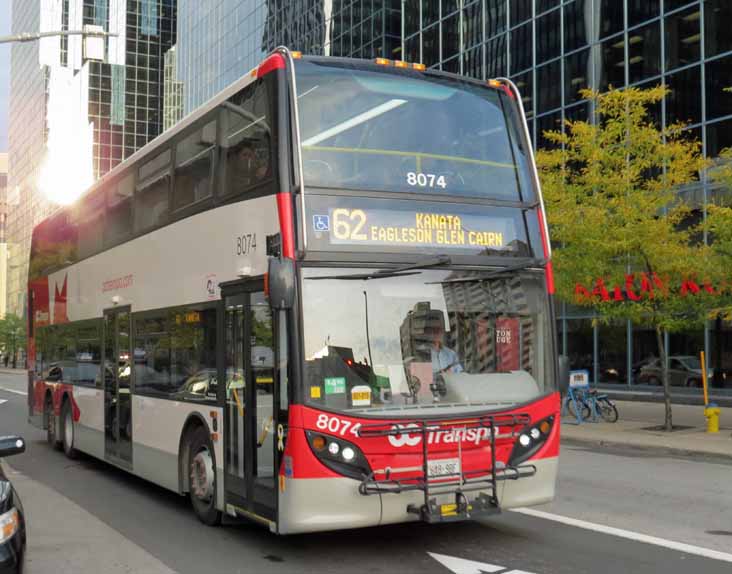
left=704, top=403, right=720, bottom=434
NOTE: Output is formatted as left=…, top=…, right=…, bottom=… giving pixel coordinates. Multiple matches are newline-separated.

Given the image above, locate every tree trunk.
left=655, top=326, right=673, bottom=431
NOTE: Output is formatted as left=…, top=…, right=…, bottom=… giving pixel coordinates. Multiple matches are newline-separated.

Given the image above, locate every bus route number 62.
left=332, top=209, right=368, bottom=242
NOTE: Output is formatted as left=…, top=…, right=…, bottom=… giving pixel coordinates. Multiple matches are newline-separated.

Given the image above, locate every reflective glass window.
left=537, top=60, right=562, bottom=113
left=628, top=22, right=661, bottom=84
left=442, top=13, right=460, bottom=62
left=665, top=6, right=701, bottom=72
left=633, top=79, right=663, bottom=131
left=564, top=0, right=588, bottom=53
left=442, top=57, right=460, bottom=74
left=705, top=0, right=732, bottom=58
left=76, top=321, right=102, bottom=387
left=442, top=0, right=459, bottom=17
left=706, top=55, right=732, bottom=121
left=75, top=188, right=106, bottom=259
left=565, top=48, right=591, bottom=105
left=511, top=0, right=532, bottom=27
left=513, top=70, right=534, bottom=118
left=628, top=0, right=660, bottom=28
left=405, top=1, right=421, bottom=37
left=422, top=0, right=439, bottom=27
left=135, top=150, right=170, bottom=233
left=486, top=34, right=507, bottom=78
left=422, top=24, right=440, bottom=67
left=405, top=35, right=420, bottom=63
left=565, top=103, right=590, bottom=124
left=134, top=306, right=218, bottom=400
left=536, top=9, right=561, bottom=64
left=223, top=80, right=272, bottom=198
left=596, top=35, right=626, bottom=91
left=174, top=119, right=215, bottom=210
left=665, top=0, right=699, bottom=12
left=537, top=111, right=563, bottom=150
left=463, top=2, right=483, bottom=49
left=486, top=0, right=508, bottom=37
left=707, top=118, right=732, bottom=159
left=462, top=46, right=484, bottom=80
left=537, top=0, right=560, bottom=15
left=600, top=0, right=625, bottom=38
left=105, top=172, right=134, bottom=248
left=665, top=65, right=702, bottom=126
left=510, top=21, right=533, bottom=73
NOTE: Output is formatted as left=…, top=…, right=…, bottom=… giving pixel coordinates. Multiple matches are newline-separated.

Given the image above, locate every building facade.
left=403, top=0, right=732, bottom=386
left=175, top=0, right=402, bottom=115
left=0, top=153, right=7, bottom=319
left=6, top=0, right=177, bottom=317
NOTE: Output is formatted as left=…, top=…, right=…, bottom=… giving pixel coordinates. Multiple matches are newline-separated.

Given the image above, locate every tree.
left=536, top=86, right=715, bottom=431
left=0, top=314, right=27, bottom=368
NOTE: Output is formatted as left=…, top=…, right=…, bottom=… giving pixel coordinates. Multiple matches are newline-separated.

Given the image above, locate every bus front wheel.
left=187, top=426, right=222, bottom=526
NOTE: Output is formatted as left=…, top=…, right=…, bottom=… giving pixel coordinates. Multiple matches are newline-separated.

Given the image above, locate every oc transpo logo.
left=388, top=424, right=422, bottom=447
left=388, top=424, right=499, bottom=448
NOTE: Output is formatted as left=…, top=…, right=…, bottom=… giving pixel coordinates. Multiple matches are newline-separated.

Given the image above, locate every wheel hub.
left=190, top=449, right=214, bottom=502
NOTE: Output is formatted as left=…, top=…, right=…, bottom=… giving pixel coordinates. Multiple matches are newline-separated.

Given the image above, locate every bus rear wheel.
left=187, top=426, right=221, bottom=526
left=45, top=396, right=60, bottom=449
left=61, top=401, right=79, bottom=459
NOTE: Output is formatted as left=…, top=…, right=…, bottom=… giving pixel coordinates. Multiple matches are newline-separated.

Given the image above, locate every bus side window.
left=105, top=172, right=134, bottom=248
left=135, top=150, right=171, bottom=233
left=221, top=79, right=272, bottom=198
left=174, top=119, right=216, bottom=210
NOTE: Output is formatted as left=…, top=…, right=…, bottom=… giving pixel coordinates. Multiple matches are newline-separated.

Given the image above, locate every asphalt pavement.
left=2, top=372, right=732, bottom=574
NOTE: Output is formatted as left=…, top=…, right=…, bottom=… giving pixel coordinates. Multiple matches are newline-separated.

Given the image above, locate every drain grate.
left=706, top=530, right=732, bottom=536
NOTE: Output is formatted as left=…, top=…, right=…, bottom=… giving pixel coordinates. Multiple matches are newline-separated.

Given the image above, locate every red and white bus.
left=27, top=48, right=566, bottom=533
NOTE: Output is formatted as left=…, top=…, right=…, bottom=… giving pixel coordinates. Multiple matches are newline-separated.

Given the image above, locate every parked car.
left=0, top=436, right=26, bottom=574
left=638, top=355, right=711, bottom=387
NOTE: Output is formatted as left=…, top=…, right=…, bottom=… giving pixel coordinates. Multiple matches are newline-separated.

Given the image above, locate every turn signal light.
left=0, top=508, right=19, bottom=544
left=311, top=434, right=327, bottom=451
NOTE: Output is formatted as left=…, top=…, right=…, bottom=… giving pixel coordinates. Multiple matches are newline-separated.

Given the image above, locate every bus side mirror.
left=558, top=355, right=570, bottom=395
left=268, top=257, right=295, bottom=310
left=0, top=436, right=25, bottom=458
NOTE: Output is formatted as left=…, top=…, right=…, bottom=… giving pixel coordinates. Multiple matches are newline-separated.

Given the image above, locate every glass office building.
left=404, top=0, right=732, bottom=386
left=6, top=0, right=177, bottom=317
left=176, top=0, right=402, bottom=114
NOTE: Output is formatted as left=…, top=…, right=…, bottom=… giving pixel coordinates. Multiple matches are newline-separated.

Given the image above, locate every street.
left=1, top=372, right=731, bottom=574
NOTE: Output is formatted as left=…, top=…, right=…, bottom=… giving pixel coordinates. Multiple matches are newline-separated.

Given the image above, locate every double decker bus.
left=27, top=48, right=565, bottom=533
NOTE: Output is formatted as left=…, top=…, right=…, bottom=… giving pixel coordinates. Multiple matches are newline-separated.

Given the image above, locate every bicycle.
left=585, top=388, right=619, bottom=423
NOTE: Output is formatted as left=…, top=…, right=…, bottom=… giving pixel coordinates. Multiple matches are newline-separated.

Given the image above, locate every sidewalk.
left=598, top=383, right=732, bottom=407
left=562, top=400, right=732, bottom=459
left=5, top=463, right=174, bottom=574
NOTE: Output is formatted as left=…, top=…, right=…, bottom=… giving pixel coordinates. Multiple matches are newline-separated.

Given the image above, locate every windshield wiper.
left=427, top=259, right=547, bottom=284
left=308, top=254, right=452, bottom=281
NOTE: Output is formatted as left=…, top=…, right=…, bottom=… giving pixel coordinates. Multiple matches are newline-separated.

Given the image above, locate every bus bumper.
left=276, top=456, right=557, bottom=534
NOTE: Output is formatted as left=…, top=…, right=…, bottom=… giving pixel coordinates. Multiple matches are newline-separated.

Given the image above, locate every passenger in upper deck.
left=227, top=138, right=271, bottom=193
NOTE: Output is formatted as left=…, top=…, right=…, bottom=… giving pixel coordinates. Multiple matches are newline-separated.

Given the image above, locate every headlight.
left=508, top=416, right=555, bottom=466
left=306, top=431, right=372, bottom=480
left=0, top=508, right=19, bottom=544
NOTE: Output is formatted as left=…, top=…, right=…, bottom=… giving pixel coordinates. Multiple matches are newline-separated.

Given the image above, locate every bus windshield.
left=301, top=267, right=554, bottom=416
left=295, top=59, right=533, bottom=201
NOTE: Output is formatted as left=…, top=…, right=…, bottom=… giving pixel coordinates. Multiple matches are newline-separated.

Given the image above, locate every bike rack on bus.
left=356, top=414, right=536, bottom=523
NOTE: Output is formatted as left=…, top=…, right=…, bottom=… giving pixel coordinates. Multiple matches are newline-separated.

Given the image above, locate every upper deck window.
left=295, top=60, right=534, bottom=202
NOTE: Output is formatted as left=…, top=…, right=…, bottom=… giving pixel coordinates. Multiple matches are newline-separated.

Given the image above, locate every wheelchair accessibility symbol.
left=313, top=214, right=330, bottom=232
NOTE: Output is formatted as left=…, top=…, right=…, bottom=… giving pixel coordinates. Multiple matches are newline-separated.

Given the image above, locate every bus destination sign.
left=305, top=197, right=527, bottom=255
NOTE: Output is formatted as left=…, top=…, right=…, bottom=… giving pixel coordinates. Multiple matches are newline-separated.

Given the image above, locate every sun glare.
left=38, top=67, right=94, bottom=206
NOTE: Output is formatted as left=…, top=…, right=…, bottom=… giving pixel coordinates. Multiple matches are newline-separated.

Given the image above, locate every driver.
left=428, top=323, right=463, bottom=375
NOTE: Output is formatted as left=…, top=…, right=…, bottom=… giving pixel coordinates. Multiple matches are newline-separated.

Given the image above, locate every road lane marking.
left=0, top=399, right=6, bottom=406
left=428, top=552, right=536, bottom=574
left=0, top=387, right=27, bottom=396
left=511, top=507, right=732, bottom=564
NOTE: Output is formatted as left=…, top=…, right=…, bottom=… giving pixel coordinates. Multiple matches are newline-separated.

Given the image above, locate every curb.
left=561, top=436, right=732, bottom=462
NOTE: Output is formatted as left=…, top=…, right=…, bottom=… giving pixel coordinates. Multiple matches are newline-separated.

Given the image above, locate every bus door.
left=221, top=281, right=277, bottom=522
left=103, top=307, right=133, bottom=466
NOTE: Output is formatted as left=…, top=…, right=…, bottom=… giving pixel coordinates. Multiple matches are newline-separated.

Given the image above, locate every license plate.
left=428, top=458, right=461, bottom=478
left=352, top=391, right=370, bottom=401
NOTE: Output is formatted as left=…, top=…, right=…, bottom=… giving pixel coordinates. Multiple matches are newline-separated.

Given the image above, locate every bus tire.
left=61, top=400, right=79, bottom=459
left=187, top=426, right=221, bottom=526
left=45, top=395, right=61, bottom=449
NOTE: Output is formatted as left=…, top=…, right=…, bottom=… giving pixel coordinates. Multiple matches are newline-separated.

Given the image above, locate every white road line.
left=0, top=387, right=27, bottom=396
left=0, top=399, right=6, bottom=406
left=511, top=507, right=732, bottom=564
